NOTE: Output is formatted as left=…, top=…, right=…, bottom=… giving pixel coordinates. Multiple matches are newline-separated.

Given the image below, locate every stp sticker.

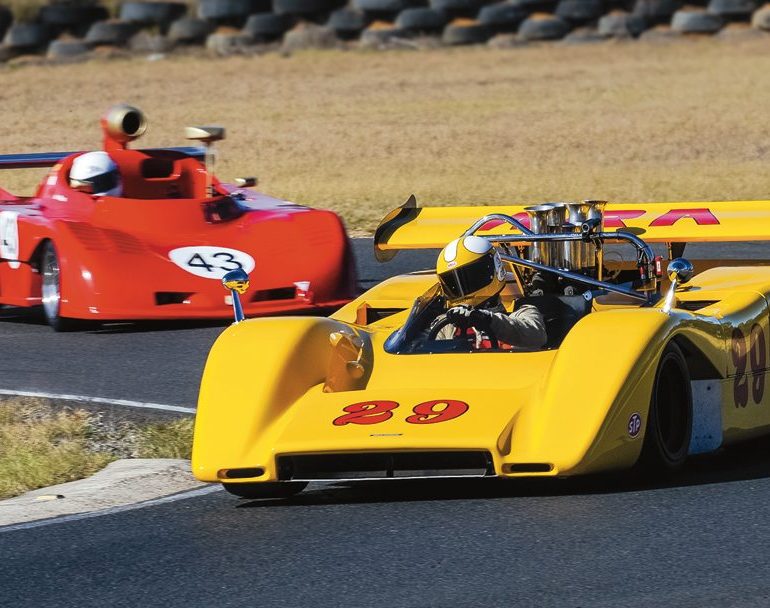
left=628, top=413, right=642, bottom=438
left=0, top=211, right=20, bottom=269
left=168, top=246, right=255, bottom=280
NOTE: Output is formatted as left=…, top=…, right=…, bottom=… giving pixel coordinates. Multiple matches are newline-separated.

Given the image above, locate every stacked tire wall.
left=2, top=0, right=770, bottom=62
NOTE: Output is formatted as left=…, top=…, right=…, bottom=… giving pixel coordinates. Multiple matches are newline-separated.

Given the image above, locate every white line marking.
left=0, top=389, right=195, bottom=414
left=0, top=485, right=222, bottom=534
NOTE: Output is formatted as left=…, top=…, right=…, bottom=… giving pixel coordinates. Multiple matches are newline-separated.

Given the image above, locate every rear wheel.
left=640, top=342, right=692, bottom=471
left=41, top=241, right=81, bottom=332
left=223, top=481, right=308, bottom=499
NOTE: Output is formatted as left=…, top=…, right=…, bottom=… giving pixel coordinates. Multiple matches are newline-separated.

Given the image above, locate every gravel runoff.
left=0, top=459, right=205, bottom=527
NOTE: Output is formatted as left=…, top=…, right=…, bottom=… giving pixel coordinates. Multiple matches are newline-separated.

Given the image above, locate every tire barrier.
left=395, top=7, right=448, bottom=33
left=518, top=11, right=571, bottom=38
left=1, top=0, right=769, bottom=62
left=671, top=7, right=723, bottom=31
left=598, top=9, right=646, bottom=35
left=327, top=8, right=370, bottom=38
left=707, top=0, right=760, bottom=20
left=168, top=17, right=214, bottom=42
left=555, top=0, right=604, bottom=23
left=632, top=0, right=683, bottom=24
left=442, top=16, right=493, bottom=41
left=478, top=2, right=527, bottom=32
left=84, top=20, right=137, bottom=46
left=3, top=22, right=51, bottom=51
left=751, top=3, right=770, bottom=28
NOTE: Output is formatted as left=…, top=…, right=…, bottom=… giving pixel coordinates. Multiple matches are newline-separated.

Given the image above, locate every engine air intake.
left=277, top=451, right=494, bottom=481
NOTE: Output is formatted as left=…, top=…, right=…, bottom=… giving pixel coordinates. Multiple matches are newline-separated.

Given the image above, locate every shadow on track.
left=233, top=436, right=770, bottom=509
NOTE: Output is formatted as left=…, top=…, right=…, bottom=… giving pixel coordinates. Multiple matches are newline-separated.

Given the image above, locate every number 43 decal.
left=168, top=246, right=255, bottom=280
left=333, top=399, right=469, bottom=426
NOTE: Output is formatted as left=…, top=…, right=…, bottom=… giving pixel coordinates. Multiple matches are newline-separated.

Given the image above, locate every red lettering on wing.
left=649, top=209, right=720, bottom=227
left=604, top=210, right=646, bottom=228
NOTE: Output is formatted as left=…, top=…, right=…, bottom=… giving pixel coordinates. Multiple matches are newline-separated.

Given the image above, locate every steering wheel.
left=426, top=314, right=500, bottom=349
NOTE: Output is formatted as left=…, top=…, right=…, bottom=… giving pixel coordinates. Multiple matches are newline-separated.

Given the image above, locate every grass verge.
left=2, top=38, right=770, bottom=232
left=0, top=398, right=193, bottom=499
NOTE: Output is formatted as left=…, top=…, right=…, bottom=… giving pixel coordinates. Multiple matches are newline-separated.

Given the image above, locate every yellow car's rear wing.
left=374, top=195, right=770, bottom=261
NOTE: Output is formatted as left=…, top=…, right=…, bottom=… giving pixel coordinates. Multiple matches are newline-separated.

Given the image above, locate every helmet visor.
left=73, top=170, right=119, bottom=195
left=438, top=255, right=496, bottom=300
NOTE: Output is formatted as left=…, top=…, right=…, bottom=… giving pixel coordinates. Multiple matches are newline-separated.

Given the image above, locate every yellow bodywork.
left=192, top=200, right=770, bottom=486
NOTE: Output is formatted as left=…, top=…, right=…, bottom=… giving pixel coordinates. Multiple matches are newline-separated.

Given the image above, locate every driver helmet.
left=436, top=236, right=506, bottom=306
left=70, top=151, right=122, bottom=196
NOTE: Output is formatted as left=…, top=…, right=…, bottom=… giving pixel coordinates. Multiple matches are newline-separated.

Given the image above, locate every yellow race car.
left=192, top=196, right=770, bottom=499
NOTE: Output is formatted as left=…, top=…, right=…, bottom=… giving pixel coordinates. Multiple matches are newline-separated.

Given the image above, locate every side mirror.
left=667, top=258, right=693, bottom=285
left=662, top=257, right=693, bottom=313
left=222, top=268, right=249, bottom=323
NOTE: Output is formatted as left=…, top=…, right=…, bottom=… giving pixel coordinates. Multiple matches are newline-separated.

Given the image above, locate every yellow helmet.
left=436, top=236, right=506, bottom=305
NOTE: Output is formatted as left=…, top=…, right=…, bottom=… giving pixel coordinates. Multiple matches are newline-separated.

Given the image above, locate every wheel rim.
left=656, top=355, right=689, bottom=459
left=41, top=246, right=60, bottom=322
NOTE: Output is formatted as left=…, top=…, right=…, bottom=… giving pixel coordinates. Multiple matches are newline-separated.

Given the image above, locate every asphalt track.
left=4, top=239, right=770, bottom=608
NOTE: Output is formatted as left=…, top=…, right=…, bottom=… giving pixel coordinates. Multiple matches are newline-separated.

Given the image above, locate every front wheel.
left=40, top=241, right=82, bottom=332
left=639, top=341, right=692, bottom=472
left=223, top=481, right=308, bottom=500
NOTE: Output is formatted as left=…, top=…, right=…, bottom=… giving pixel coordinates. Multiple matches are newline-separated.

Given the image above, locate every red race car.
left=0, top=105, right=356, bottom=330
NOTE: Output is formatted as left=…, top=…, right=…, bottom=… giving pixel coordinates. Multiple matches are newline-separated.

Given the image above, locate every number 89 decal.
left=168, top=246, right=256, bottom=280
left=731, top=324, right=767, bottom=408
left=333, top=399, right=469, bottom=426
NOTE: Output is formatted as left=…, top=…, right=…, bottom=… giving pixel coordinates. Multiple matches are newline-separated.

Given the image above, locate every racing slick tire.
left=396, top=7, right=448, bottom=33
left=40, top=241, right=83, bottom=332
left=223, top=481, right=308, bottom=499
left=639, top=342, right=692, bottom=472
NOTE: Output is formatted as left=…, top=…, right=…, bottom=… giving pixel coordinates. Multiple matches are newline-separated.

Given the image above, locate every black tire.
left=354, top=0, right=425, bottom=20
left=199, top=0, right=272, bottom=22
left=120, top=2, right=187, bottom=30
left=632, top=0, right=682, bottom=24
left=396, top=7, right=447, bottom=32
left=327, top=8, right=370, bottom=38
left=707, top=0, right=759, bottom=20
left=639, top=342, right=692, bottom=472
left=223, top=481, right=308, bottom=499
left=671, top=7, right=723, bottom=32
left=47, top=39, right=90, bottom=59
left=511, top=0, right=558, bottom=13
left=40, top=241, right=83, bottom=332
left=38, top=5, right=108, bottom=36
left=0, top=6, right=11, bottom=41
left=597, top=9, right=646, bottom=35
left=84, top=20, right=137, bottom=46
left=430, top=0, right=486, bottom=17
left=478, top=2, right=526, bottom=32
left=555, top=0, right=604, bottom=23
left=168, top=17, right=213, bottom=42
left=3, top=23, right=51, bottom=50
left=273, top=0, right=344, bottom=16
left=518, top=12, right=571, bottom=38
left=244, top=12, right=293, bottom=40
left=442, top=17, right=492, bottom=42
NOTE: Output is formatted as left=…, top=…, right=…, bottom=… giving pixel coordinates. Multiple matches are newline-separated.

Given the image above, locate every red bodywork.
left=0, top=129, right=356, bottom=322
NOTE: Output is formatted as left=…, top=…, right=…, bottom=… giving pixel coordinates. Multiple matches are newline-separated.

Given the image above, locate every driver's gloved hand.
left=445, top=306, right=493, bottom=331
